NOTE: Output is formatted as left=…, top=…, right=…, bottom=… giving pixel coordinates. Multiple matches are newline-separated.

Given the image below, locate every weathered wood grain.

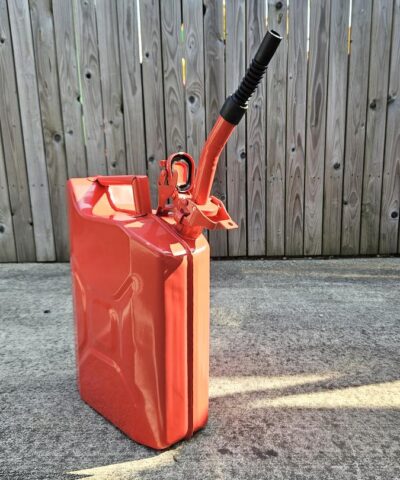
left=183, top=0, right=205, bottom=164
left=0, top=0, right=35, bottom=261
left=161, top=0, right=186, bottom=155
left=117, top=0, right=146, bottom=175
left=341, top=0, right=373, bottom=255
left=226, top=0, right=246, bottom=256
left=97, top=0, right=126, bottom=175
left=380, top=0, right=400, bottom=254
left=52, top=0, right=87, bottom=179
left=8, top=0, right=55, bottom=261
left=266, top=0, right=287, bottom=256
left=30, top=0, right=69, bottom=261
left=75, top=0, right=107, bottom=176
left=360, top=0, right=393, bottom=254
left=304, top=0, right=330, bottom=256
left=204, top=0, right=227, bottom=256
left=322, top=0, right=350, bottom=255
left=285, top=0, right=307, bottom=257
left=1, top=0, right=400, bottom=262
left=246, top=0, right=267, bottom=256
left=0, top=130, right=17, bottom=261
left=139, top=0, right=166, bottom=205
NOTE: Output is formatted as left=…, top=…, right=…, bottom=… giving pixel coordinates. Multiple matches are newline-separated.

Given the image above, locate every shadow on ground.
left=0, top=258, right=399, bottom=479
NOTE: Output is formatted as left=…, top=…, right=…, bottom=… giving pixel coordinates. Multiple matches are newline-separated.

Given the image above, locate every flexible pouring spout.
left=192, top=29, right=282, bottom=206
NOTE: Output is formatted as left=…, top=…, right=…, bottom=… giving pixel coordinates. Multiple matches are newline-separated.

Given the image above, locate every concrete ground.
left=0, top=258, right=399, bottom=480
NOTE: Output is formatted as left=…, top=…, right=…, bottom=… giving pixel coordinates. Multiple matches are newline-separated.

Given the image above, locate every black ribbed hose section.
left=220, top=29, right=282, bottom=125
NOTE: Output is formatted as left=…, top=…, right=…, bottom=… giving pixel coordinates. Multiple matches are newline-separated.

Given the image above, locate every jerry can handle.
left=94, top=175, right=152, bottom=215
left=96, top=175, right=136, bottom=186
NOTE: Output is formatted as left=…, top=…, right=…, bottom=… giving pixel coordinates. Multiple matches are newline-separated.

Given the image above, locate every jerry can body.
left=67, top=176, right=210, bottom=449
left=67, top=29, right=281, bottom=451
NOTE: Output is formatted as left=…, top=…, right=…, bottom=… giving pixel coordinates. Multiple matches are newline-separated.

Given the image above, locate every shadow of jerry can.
left=67, top=30, right=281, bottom=450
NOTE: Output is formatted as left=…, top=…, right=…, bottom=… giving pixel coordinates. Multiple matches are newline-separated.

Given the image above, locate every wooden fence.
left=0, top=0, right=399, bottom=262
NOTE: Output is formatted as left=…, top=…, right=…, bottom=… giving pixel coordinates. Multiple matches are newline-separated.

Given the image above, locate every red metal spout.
left=191, top=117, right=235, bottom=205
left=157, top=30, right=282, bottom=239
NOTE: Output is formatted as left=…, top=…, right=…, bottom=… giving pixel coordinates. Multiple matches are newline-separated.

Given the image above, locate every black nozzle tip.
left=254, top=30, right=282, bottom=67
left=219, top=29, right=282, bottom=125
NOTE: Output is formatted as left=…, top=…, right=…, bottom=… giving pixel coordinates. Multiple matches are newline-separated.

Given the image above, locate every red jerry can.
left=68, top=30, right=281, bottom=449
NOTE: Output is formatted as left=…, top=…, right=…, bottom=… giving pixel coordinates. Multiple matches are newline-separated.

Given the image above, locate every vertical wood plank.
left=285, top=0, right=307, bottom=257
left=183, top=0, right=205, bottom=164
left=75, top=0, right=107, bottom=176
left=140, top=0, right=166, bottom=205
left=117, top=0, right=146, bottom=175
left=0, top=131, right=17, bottom=261
left=266, top=0, right=287, bottom=256
left=304, top=0, right=330, bottom=256
left=322, top=0, right=350, bottom=255
left=204, top=0, right=227, bottom=256
left=96, top=0, right=126, bottom=175
left=380, top=0, right=400, bottom=254
left=247, top=0, right=267, bottom=256
left=0, top=0, right=35, bottom=261
left=30, top=0, right=69, bottom=261
left=360, top=0, right=394, bottom=254
left=8, top=0, right=55, bottom=261
left=341, top=0, right=372, bottom=255
left=161, top=0, right=186, bottom=154
left=53, top=0, right=87, bottom=179
left=226, top=0, right=246, bottom=256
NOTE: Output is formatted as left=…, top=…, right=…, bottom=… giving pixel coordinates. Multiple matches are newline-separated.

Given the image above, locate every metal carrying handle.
left=94, top=175, right=152, bottom=215
left=96, top=175, right=136, bottom=187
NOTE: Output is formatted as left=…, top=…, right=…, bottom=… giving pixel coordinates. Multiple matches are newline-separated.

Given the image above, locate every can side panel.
left=69, top=191, right=154, bottom=445
left=67, top=180, right=189, bottom=449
